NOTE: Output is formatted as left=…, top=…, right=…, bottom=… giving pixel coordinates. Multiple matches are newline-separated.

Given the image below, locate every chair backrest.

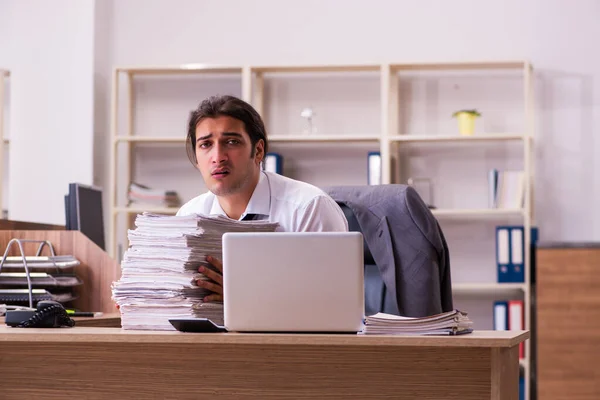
left=326, top=184, right=453, bottom=318
left=337, top=202, right=399, bottom=316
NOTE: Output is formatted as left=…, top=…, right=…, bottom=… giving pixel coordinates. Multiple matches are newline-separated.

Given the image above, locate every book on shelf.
left=509, top=300, right=525, bottom=359
left=360, top=309, right=473, bottom=335
left=488, top=169, right=525, bottom=209
left=128, top=182, right=181, bottom=208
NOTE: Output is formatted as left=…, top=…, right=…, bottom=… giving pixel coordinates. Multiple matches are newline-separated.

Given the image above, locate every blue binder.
left=519, top=375, right=525, bottom=400
left=496, top=225, right=539, bottom=283
left=496, top=226, right=514, bottom=282
left=263, top=153, right=283, bottom=174
left=493, top=301, right=508, bottom=330
left=367, top=151, right=381, bottom=185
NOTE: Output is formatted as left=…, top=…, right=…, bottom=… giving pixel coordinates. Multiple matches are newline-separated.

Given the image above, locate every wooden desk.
left=72, top=312, right=121, bottom=327
left=0, top=312, right=121, bottom=328
left=0, top=328, right=527, bottom=399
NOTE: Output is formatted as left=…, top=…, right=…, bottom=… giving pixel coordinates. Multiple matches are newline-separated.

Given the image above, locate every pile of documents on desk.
left=360, top=309, right=474, bottom=336
left=112, top=212, right=278, bottom=330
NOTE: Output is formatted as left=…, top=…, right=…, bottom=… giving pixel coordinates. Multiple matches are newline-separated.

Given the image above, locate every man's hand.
left=197, top=255, right=223, bottom=302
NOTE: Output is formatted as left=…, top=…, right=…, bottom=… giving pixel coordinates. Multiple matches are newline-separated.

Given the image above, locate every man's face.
left=194, top=115, right=263, bottom=197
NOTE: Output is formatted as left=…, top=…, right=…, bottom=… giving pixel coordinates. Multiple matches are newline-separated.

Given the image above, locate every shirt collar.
left=209, top=171, right=271, bottom=220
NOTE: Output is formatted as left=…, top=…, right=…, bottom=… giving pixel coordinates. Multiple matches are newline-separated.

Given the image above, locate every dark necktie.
left=241, top=213, right=258, bottom=221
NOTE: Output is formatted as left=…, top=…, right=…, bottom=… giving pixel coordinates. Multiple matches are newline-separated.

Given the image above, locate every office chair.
left=326, top=184, right=453, bottom=318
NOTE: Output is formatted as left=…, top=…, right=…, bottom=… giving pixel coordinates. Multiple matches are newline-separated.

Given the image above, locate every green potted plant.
left=452, top=109, right=481, bottom=136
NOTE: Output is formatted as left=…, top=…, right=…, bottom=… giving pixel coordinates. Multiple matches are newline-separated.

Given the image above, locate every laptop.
left=222, top=231, right=365, bottom=333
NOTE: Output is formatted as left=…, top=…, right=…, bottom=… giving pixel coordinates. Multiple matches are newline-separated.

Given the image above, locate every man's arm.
left=296, top=195, right=349, bottom=232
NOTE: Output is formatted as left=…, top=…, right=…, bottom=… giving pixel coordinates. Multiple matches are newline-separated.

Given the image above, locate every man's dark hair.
left=186, top=95, right=268, bottom=165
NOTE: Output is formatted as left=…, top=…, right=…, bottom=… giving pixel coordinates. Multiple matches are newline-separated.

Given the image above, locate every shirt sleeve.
left=295, top=195, right=349, bottom=232
left=175, top=203, right=189, bottom=216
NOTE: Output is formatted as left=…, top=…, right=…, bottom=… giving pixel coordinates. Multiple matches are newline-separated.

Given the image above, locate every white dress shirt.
left=176, top=171, right=349, bottom=232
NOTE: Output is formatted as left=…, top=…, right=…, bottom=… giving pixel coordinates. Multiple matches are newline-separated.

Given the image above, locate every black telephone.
left=5, top=300, right=76, bottom=328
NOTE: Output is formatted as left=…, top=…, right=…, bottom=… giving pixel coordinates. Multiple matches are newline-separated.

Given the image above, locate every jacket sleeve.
left=402, top=186, right=454, bottom=315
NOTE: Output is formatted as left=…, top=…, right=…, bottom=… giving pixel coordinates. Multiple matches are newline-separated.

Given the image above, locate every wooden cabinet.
left=536, top=243, right=600, bottom=399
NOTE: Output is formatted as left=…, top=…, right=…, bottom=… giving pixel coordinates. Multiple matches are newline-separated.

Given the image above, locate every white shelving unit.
left=0, top=69, right=9, bottom=218
left=110, top=60, right=535, bottom=399
left=384, top=60, right=535, bottom=400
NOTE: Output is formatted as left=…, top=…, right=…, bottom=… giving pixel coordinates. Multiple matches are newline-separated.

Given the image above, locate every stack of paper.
left=112, top=212, right=279, bottom=330
left=361, top=310, right=474, bottom=336
left=128, top=182, right=182, bottom=208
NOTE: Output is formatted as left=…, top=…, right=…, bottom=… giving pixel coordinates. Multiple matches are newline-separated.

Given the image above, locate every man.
left=177, top=95, right=348, bottom=302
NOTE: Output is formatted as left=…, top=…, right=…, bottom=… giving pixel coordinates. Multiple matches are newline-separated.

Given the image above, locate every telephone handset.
left=5, top=300, right=76, bottom=328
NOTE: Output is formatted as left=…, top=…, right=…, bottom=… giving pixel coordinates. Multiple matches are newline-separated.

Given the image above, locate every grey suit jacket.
left=325, top=184, right=453, bottom=317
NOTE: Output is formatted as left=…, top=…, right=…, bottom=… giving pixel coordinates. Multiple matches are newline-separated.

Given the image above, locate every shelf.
left=117, top=65, right=242, bottom=75
left=391, top=60, right=529, bottom=71
left=115, top=61, right=530, bottom=75
left=116, top=207, right=523, bottom=219
left=270, top=135, right=380, bottom=143
left=389, top=133, right=527, bottom=143
left=115, top=136, right=185, bottom=144
left=252, top=64, right=380, bottom=73
left=114, top=135, right=380, bottom=144
left=452, top=283, right=527, bottom=293
left=114, top=206, right=179, bottom=215
left=431, top=208, right=524, bottom=218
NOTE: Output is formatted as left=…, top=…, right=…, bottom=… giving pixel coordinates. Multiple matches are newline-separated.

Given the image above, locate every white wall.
left=4, top=0, right=96, bottom=225
left=0, top=2, right=13, bottom=217
left=105, top=0, right=600, bottom=242
left=93, top=0, right=114, bottom=244
left=1, top=0, right=598, bottom=242
left=0, top=4, right=10, bottom=67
